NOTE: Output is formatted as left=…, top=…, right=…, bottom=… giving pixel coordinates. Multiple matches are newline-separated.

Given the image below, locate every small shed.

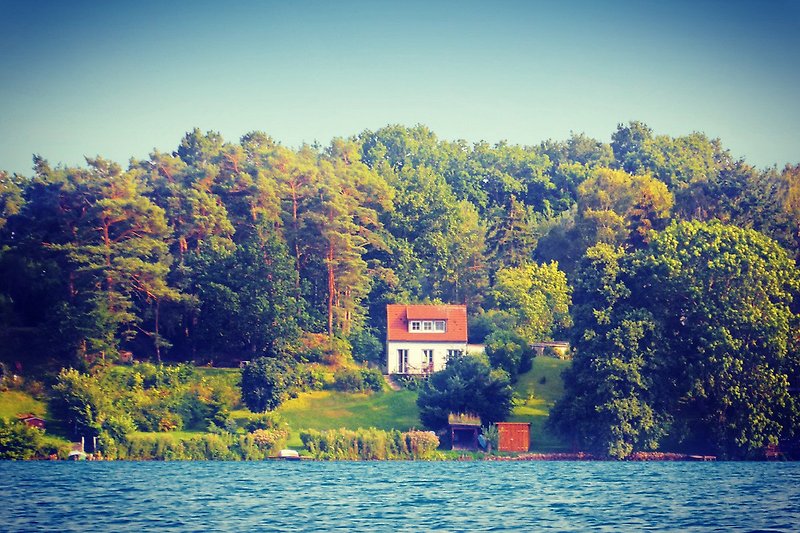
left=496, top=422, right=530, bottom=452
left=449, top=413, right=481, bottom=450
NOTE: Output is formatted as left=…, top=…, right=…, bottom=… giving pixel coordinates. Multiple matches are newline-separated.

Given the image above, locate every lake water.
left=1, top=461, right=798, bottom=531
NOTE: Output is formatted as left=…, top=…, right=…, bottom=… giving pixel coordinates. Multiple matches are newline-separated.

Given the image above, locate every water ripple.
left=1, top=461, right=798, bottom=532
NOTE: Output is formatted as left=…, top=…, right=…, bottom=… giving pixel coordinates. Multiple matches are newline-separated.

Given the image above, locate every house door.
left=398, top=349, right=408, bottom=373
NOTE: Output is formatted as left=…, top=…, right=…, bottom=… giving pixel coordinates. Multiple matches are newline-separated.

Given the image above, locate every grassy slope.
left=0, top=390, right=47, bottom=419
left=275, top=389, right=420, bottom=447
left=510, top=356, right=572, bottom=452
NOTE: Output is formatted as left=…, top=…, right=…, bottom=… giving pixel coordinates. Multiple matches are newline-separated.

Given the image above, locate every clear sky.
left=1, top=0, right=798, bottom=174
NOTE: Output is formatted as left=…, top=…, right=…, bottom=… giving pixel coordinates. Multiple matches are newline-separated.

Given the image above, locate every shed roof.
left=386, top=304, right=468, bottom=342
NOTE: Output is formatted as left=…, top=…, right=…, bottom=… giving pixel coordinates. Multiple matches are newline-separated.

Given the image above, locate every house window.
left=446, top=349, right=463, bottom=361
left=423, top=349, right=434, bottom=370
left=408, top=320, right=447, bottom=333
left=398, top=349, right=408, bottom=373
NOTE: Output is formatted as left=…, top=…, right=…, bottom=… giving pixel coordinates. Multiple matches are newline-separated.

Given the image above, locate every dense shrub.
left=360, top=367, right=384, bottom=392
left=295, top=364, right=326, bottom=391
left=50, top=368, right=137, bottom=439
left=250, top=428, right=289, bottom=453
left=333, top=367, right=384, bottom=392
left=300, top=428, right=439, bottom=460
left=240, top=357, right=298, bottom=412
left=484, top=329, right=535, bottom=382
left=394, top=375, right=426, bottom=391
left=468, top=310, right=517, bottom=344
left=244, top=412, right=285, bottom=432
left=297, top=333, right=351, bottom=365
left=417, top=354, right=514, bottom=431
left=332, top=367, right=364, bottom=392
left=0, top=418, right=44, bottom=459
left=349, top=328, right=383, bottom=366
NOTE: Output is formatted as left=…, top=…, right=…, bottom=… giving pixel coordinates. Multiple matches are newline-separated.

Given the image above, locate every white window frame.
left=408, top=319, right=447, bottom=333
left=398, top=349, right=409, bottom=373
left=446, top=349, right=463, bottom=361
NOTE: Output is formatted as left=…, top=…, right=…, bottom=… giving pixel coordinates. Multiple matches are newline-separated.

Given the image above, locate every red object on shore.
left=496, top=422, right=530, bottom=452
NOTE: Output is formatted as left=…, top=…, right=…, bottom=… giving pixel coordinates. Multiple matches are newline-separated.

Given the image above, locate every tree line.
left=1, top=122, right=798, bottom=458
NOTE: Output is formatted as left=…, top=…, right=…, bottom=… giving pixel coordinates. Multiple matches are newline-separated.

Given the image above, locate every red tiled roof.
left=386, top=304, right=468, bottom=342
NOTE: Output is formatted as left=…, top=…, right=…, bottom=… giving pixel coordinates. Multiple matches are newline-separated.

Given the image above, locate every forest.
left=1, top=122, right=799, bottom=459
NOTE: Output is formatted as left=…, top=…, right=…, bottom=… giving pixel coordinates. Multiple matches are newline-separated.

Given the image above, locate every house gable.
left=386, top=304, right=468, bottom=375
left=386, top=304, right=468, bottom=343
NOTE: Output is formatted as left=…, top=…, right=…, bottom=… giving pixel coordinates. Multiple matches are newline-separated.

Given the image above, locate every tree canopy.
left=1, top=123, right=799, bottom=459
left=551, top=221, right=800, bottom=458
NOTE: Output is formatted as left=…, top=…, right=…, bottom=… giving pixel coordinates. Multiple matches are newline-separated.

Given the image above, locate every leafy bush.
left=349, top=328, right=383, bottom=366
left=300, top=427, right=440, bottom=460
left=394, top=375, right=425, bottom=391
left=50, top=368, right=137, bottom=439
left=360, top=367, right=384, bottom=392
left=244, top=412, right=284, bottom=432
left=481, top=424, right=499, bottom=450
left=295, top=364, right=326, bottom=391
left=250, top=428, right=289, bottom=453
left=468, top=310, right=517, bottom=344
left=0, top=418, right=44, bottom=459
left=333, top=367, right=384, bottom=392
left=298, top=333, right=351, bottom=365
left=332, top=367, right=364, bottom=392
left=485, top=329, right=535, bottom=382
left=240, top=357, right=299, bottom=412
left=417, top=354, right=514, bottom=431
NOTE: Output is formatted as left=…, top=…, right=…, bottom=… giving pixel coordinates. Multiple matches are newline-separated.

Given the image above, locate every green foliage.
left=190, top=226, right=303, bottom=359
left=492, top=261, right=572, bottom=343
left=552, top=221, right=800, bottom=458
left=50, top=368, right=130, bottom=439
left=417, top=354, right=514, bottom=431
left=300, top=427, right=439, bottom=460
left=484, top=329, right=535, bottom=382
left=240, top=357, right=302, bottom=412
left=109, top=431, right=277, bottom=461
left=481, top=424, right=499, bottom=450
left=468, top=309, right=517, bottom=344
left=348, top=328, right=383, bottom=366
left=0, top=418, right=44, bottom=459
left=250, top=427, right=289, bottom=454
left=332, top=367, right=384, bottom=393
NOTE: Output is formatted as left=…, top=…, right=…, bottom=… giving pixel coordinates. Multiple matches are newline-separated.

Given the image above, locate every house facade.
left=386, top=304, right=468, bottom=375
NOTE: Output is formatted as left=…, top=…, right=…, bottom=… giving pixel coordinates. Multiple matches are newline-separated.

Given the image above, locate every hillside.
left=1, top=357, right=570, bottom=455
left=510, top=357, right=571, bottom=452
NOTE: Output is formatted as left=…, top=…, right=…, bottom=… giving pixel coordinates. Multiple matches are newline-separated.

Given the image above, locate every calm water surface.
left=1, top=461, right=798, bottom=531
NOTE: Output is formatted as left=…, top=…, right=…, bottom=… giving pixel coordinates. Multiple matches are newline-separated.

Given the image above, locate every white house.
left=386, top=304, right=468, bottom=375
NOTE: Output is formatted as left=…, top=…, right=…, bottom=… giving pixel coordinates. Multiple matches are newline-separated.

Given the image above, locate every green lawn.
left=0, top=390, right=47, bottom=419
left=510, top=356, right=572, bottom=452
left=233, top=389, right=421, bottom=447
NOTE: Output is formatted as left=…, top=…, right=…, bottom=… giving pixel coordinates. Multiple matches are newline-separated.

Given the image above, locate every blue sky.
left=1, top=0, right=798, bottom=174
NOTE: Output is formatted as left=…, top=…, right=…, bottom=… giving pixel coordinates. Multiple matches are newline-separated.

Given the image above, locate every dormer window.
left=408, top=320, right=447, bottom=333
